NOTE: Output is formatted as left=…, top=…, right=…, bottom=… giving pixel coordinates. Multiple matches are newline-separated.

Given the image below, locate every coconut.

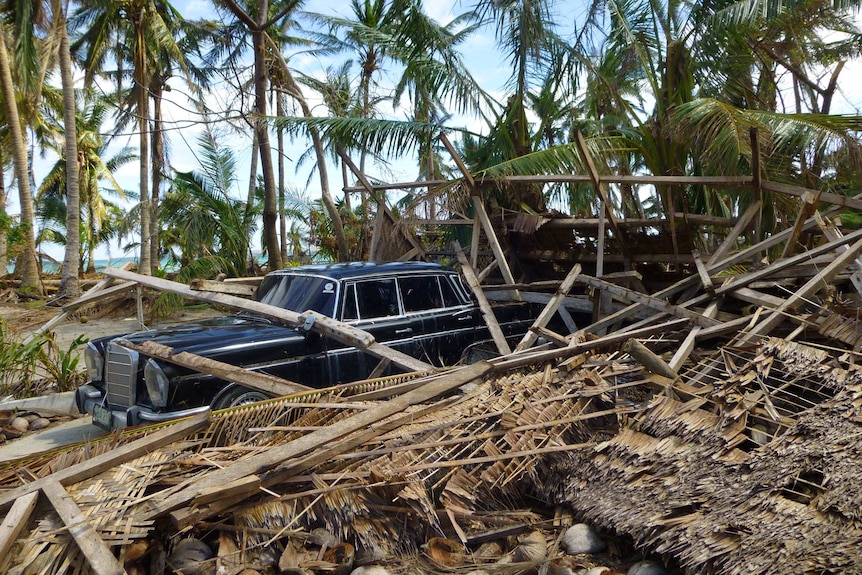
left=350, top=567, right=391, bottom=575
left=167, top=538, right=213, bottom=575
left=425, top=537, right=466, bottom=566
left=322, top=542, right=355, bottom=575
left=513, top=530, right=547, bottom=563
left=562, top=523, right=607, bottom=554
left=10, top=417, right=29, bottom=432
left=627, top=560, right=667, bottom=575
left=29, top=417, right=50, bottom=431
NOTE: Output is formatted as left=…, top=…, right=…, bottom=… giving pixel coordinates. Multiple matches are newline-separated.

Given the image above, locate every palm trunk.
left=57, top=19, right=80, bottom=298
left=135, top=19, right=151, bottom=275
left=246, top=130, right=259, bottom=273
left=0, top=25, right=41, bottom=292
left=86, top=196, right=96, bottom=274
left=151, top=82, right=165, bottom=272
left=252, top=9, right=282, bottom=270
left=265, top=37, right=349, bottom=262
left=0, top=148, right=7, bottom=273
left=277, top=93, right=287, bottom=262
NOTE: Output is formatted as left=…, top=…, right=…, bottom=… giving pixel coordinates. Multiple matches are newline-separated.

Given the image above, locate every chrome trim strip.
left=136, top=405, right=211, bottom=422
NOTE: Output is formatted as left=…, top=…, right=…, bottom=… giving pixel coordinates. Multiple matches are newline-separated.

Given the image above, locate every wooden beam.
left=101, top=268, right=433, bottom=374
left=705, top=201, right=761, bottom=267
left=0, top=491, right=38, bottom=561
left=454, top=242, right=512, bottom=355
left=780, top=190, right=821, bottom=259
left=440, top=132, right=476, bottom=188
left=622, top=339, right=679, bottom=381
left=815, top=211, right=862, bottom=294
left=693, top=250, right=714, bottom=295
left=761, top=180, right=862, bottom=211
left=515, top=264, right=581, bottom=352
left=473, top=197, right=519, bottom=295
left=575, top=274, right=720, bottom=328
left=339, top=150, right=427, bottom=260
left=668, top=301, right=720, bottom=372
left=140, top=362, right=492, bottom=521
left=190, top=279, right=257, bottom=297
left=739, top=235, right=862, bottom=343
left=42, top=480, right=125, bottom=575
left=574, top=132, right=630, bottom=262
left=119, top=341, right=311, bottom=398
left=0, top=412, right=211, bottom=513
left=25, top=263, right=134, bottom=343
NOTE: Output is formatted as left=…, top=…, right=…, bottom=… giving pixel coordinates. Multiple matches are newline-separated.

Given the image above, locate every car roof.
left=266, top=261, right=457, bottom=280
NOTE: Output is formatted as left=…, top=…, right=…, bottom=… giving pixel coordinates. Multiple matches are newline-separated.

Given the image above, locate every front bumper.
left=75, top=384, right=210, bottom=429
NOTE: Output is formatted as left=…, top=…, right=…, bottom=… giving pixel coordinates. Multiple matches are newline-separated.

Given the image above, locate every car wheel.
left=212, top=386, right=270, bottom=410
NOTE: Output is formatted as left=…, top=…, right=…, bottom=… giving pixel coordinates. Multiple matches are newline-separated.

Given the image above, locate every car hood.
left=117, top=315, right=305, bottom=359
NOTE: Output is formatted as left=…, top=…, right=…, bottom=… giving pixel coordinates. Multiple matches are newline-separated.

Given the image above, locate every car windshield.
left=255, top=274, right=338, bottom=317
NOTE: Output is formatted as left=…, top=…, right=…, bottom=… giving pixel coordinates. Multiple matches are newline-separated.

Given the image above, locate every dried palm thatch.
left=540, top=338, right=862, bottom=575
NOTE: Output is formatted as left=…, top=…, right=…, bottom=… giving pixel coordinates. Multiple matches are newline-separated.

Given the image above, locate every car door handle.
left=395, top=328, right=413, bottom=334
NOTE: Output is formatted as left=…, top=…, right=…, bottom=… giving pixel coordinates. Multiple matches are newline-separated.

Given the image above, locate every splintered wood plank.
left=140, top=361, right=491, bottom=522
left=119, top=340, right=311, bottom=398
left=739, top=235, right=862, bottom=343
left=189, top=279, right=257, bottom=297
left=0, top=411, right=211, bottom=514
left=473, top=196, right=519, bottom=293
left=780, top=190, right=821, bottom=259
left=575, top=274, right=720, bottom=328
left=0, top=491, right=38, bottom=561
left=816, top=211, right=862, bottom=294
left=706, top=201, right=761, bottom=267
left=669, top=301, right=719, bottom=372
left=515, top=263, right=581, bottom=352
left=41, top=480, right=124, bottom=575
left=454, top=243, right=512, bottom=355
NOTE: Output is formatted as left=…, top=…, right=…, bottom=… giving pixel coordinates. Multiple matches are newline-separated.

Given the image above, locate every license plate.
left=92, top=404, right=113, bottom=430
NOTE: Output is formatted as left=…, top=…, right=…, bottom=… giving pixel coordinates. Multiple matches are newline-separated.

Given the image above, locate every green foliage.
left=0, top=320, right=88, bottom=398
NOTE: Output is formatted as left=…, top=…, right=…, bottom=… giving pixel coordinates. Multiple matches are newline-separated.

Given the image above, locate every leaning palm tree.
left=0, top=23, right=40, bottom=290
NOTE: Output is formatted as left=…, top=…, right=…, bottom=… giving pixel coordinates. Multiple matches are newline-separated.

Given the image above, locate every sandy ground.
left=0, top=301, right=222, bottom=354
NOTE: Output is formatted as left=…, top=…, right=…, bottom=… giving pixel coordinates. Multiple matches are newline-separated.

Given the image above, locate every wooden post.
left=780, top=190, right=821, bottom=259
left=136, top=284, right=145, bottom=331
left=0, top=491, right=38, bottom=561
left=454, top=242, right=512, bottom=355
left=119, top=340, right=312, bottom=398
left=473, top=197, right=519, bottom=299
left=339, top=150, right=427, bottom=260
left=706, top=201, right=761, bottom=267
left=514, top=263, right=581, bottom=352
left=42, top=480, right=125, bottom=575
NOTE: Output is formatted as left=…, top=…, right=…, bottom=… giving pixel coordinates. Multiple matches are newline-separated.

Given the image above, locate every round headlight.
left=144, top=359, right=170, bottom=407
left=84, top=343, right=104, bottom=381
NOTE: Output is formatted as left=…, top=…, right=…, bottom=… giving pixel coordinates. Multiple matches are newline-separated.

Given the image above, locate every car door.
left=329, top=277, right=414, bottom=382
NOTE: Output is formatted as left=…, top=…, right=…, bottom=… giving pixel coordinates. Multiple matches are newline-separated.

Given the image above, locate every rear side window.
left=399, top=276, right=443, bottom=312
left=354, top=279, right=399, bottom=319
left=440, top=276, right=465, bottom=307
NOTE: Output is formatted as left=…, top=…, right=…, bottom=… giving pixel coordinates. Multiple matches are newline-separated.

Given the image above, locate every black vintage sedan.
left=76, top=262, right=538, bottom=429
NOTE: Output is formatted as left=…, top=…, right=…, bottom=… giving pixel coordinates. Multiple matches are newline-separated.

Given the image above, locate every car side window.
left=355, top=279, right=399, bottom=319
left=400, top=276, right=442, bottom=312
left=440, top=276, right=464, bottom=307
left=342, top=283, right=358, bottom=321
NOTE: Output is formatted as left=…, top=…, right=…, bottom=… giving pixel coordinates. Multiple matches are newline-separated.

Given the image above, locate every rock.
left=585, top=568, right=614, bottom=575
left=10, top=417, right=29, bottom=432
left=627, top=560, right=667, bottom=575
left=350, top=567, right=391, bottom=575
left=474, top=541, right=504, bottom=560
left=23, top=414, right=40, bottom=423
left=562, top=523, right=607, bottom=555
left=29, top=417, right=50, bottom=431
left=307, top=527, right=339, bottom=548
left=167, top=538, right=213, bottom=575
left=0, top=433, right=6, bottom=444
left=3, top=426, right=22, bottom=439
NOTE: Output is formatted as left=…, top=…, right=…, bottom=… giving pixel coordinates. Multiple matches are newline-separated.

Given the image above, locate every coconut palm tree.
left=71, top=0, right=192, bottom=276
left=36, top=92, right=136, bottom=273
left=0, top=23, right=40, bottom=291
left=160, top=128, right=259, bottom=277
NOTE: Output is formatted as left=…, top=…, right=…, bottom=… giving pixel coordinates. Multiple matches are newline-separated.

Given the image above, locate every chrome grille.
left=104, top=342, right=139, bottom=408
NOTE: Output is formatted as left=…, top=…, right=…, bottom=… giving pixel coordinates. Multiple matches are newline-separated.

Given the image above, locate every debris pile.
left=4, top=193, right=862, bottom=573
